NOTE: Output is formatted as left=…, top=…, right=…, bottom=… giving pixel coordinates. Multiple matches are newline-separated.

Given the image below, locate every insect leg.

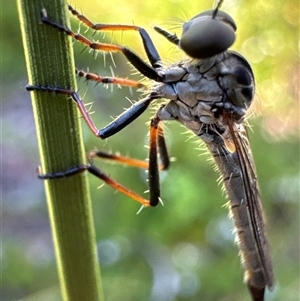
left=37, top=121, right=170, bottom=207
left=26, top=84, right=159, bottom=139
left=40, top=9, right=161, bottom=81
left=87, top=120, right=170, bottom=207
left=88, top=147, right=170, bottom=172
left=26, top=85, right=101, bottom=137
left=88, top=150, right=149, bottom=169
left=76, top=68, right=145, bottom=88
left=68, top=5, right=162, bottom=69
left=90, top=120, right=170, bottom=207
left=156, top=122, right=170, bottom=171
left=148, top=116, right=163, bottom=206
left=99, top=93, right=159, bottom=138
left=37, top=164, right=151, bottom=206
left=92, top=115, right=170, bottom=207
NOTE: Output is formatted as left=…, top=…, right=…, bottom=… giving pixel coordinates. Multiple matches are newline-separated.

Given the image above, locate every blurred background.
left=2, top=0, right=299, bottom=300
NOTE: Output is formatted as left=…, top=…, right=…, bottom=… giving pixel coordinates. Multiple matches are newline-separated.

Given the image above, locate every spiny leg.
left=148, top=116, right=161, bottom=205
left=68, top=5, right=162, bottom=69
left=38, top=116, right=170, bottom=207
left=76, top=68, right=145, bottom=88
left=88, top=123, right=170, bottom=172
left=40, top=8, right=162, bottom=81
left=26, top=84, right=159, bottom=139
left=37, top=8, right=162, bottom=138
left=89, top=150, right=149, bottom=169
left=38, top=164, right=151, bottom=206
left=31, top=7, right=170, bottom=207
left=88, top=117, right=170, bottom=206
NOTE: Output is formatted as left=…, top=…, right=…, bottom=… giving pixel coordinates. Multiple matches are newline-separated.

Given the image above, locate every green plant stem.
left=17, top=0, right=104, bottom=300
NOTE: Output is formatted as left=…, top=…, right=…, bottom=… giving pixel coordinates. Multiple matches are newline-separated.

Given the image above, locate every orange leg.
left=75, top=68, right=145, bottom=88
left=30, top=8, right=169, bottom=207
left=40, top=7, right=162, bottom=80
left=38, top=116, right=170, bottom=207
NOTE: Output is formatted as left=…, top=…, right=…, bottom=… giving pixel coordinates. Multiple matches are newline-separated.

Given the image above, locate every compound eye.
left=180, top=10, right=236, bottom=59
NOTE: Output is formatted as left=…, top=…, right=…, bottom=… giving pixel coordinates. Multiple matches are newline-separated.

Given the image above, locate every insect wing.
left=226, top=117, right=274, bottom=293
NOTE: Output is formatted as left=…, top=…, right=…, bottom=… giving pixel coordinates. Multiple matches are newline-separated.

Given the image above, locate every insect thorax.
left=154, top=51, right=255, bottom=137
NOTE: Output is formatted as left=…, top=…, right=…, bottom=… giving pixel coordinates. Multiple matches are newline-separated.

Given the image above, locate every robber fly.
left=27, top=0, right=274, bottom=300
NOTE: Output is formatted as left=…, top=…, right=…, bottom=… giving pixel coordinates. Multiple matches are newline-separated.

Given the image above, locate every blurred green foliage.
left=3, top=0, right=299, bottom=300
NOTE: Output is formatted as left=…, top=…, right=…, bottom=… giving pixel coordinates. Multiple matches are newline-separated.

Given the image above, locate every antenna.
left=212, top=0, right=224, bottom=18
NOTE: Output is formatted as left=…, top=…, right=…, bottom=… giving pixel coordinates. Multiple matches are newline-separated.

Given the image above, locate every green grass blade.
left=17, top=0, right=104, bottom=300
